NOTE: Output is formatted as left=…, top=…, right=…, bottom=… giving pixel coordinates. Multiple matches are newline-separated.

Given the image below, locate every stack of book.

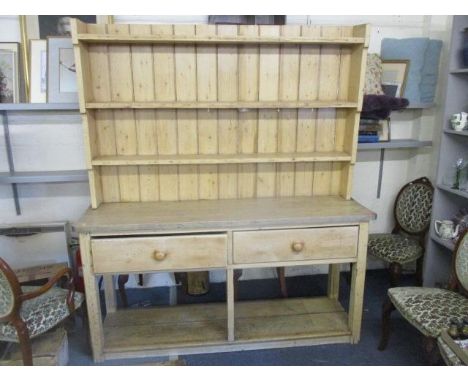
left=359, top=118, right=390, bottom=143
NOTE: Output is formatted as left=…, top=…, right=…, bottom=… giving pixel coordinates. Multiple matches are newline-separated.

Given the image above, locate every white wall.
left=0, top=15, right=451, bottom=287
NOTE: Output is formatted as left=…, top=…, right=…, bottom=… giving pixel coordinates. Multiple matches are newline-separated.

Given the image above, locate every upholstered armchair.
left=0, top=257, right=84, bottom=365
left=368, top=177, right=434, bottom=286
left=378, top=230, right=468, bottom=364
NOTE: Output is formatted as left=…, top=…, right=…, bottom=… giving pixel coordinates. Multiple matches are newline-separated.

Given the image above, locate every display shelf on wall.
left=0, top=103, right=79, bottom=111
left=0, top=104, right=83, bottom=215
left=450, top=68, right=468, bottom=74
left=444, top=129, right=468, bottom=137
left=0, top=170, right=88, bottom=184
left=424, top=15, right=468, bottom=287
left=437, top=183, right=468, bottom=199
left=430, top=233, right=456, bottom=252
left=357, top=139, right=432, bottom=150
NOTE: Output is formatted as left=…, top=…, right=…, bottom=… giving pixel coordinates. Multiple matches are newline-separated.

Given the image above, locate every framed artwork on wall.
left=47, top=37, right=77, bottom=103
left=20, top=15, right=112, bottom=102
left=0, top=43, right=20, bottom=103
left=381, top=60, right=409, bottom=97
left=29, top=40, right=47, bottom=103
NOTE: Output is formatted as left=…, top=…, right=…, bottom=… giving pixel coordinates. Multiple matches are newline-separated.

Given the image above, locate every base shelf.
left=103, top=297, right=350, bottom=356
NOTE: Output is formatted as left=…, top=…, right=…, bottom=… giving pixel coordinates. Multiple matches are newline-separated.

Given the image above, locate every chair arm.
left=20, top=268, right=75, bottom=308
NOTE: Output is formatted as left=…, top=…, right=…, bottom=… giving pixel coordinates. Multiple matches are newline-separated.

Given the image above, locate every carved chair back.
left=0, top=257, right=22, bottom=322
left=393, top=177, right=434, bottom=236
left=453, top=230, right=468, bottom=296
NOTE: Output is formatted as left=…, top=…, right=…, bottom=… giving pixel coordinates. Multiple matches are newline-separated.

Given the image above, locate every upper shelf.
left=444, top=129, right=468, bottom=137
left=85, top=101, right=359, bottom=110
left=0, top=103, right=79, bottom=112
left=76, top=34, right=366, bottom=46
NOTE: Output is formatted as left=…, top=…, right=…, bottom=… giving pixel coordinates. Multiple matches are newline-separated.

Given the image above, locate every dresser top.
left=75, top=196, right=376, bottom=235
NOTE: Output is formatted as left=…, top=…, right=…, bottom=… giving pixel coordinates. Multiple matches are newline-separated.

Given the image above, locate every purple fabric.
left=361, top=95, right=409, bottom=120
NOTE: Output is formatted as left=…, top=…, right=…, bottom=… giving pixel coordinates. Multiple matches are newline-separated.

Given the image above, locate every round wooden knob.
left=291, top=241, right=304, bottom=252
left=153, top=251, right=167, bottom=261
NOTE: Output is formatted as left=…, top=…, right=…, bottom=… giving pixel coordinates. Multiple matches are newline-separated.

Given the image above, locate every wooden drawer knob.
left=291, top=241, right=304, bottom=252
left=153, top=251, right=167, bottom=261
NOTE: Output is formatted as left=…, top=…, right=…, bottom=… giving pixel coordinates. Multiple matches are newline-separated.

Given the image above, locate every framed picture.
left=29, top=40, right=47, bottom=103
left=20, top=16, right=112, bottom=101
left=0, top=43, right=20, bottom=103
left=47, top=37, right=77, bottom=103
left=381, top=60, right=409, bottom=97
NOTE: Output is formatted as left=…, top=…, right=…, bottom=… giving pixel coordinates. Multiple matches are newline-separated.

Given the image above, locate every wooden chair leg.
left=422, top=336, right=441, bottom=365
left=117, top=274, right=130, bottom=308
left=276, top=267, right=288, bottom=298
left=389, top=262, right=402, bottom=288
left=378, top=297, right=395, bottom=351
left=13, top=321, right=33, bottom=366
left=416, top=257, right=424, bottom=286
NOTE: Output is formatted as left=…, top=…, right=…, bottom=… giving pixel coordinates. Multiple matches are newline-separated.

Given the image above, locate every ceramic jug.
left=450, top=112, right=468, bottom=131
left=434, top=220, right=459, bottom=240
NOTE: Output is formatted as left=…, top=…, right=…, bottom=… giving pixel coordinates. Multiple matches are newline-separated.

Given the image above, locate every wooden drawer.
left=91, top=234, right=227, bottom=273
left=233, top=226, right=359, bottom=264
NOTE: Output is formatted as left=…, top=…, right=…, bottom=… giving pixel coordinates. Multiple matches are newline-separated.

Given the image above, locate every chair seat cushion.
left=0, top=286, right=84, bottom=342
left=389, top=287, right=468, bottom=337
left=368, top=233, right=423, bottom=264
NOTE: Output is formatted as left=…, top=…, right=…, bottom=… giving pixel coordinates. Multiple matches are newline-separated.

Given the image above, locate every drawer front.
left=91, top=234, right=227, bottom=273
left=233, top=226, right=359, bottom=264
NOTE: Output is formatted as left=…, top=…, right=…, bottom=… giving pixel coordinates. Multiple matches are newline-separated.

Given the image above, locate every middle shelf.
left=85, top=101, right=359, bottom=110
left=91, top=152, right=352, bottom=166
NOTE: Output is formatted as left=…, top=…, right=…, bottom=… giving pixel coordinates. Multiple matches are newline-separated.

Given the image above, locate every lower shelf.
left=103, top=297, right=350, bottom=356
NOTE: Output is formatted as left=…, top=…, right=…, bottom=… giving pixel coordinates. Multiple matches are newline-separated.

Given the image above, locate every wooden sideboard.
left=71, top=21, right=374, bottom=362
left=76, top=196, right=375, bottom=361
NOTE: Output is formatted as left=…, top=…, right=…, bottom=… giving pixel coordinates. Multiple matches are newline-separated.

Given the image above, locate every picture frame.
left=20, top=15, right=112, bottom=102
left=0, top=43, right=20, bottom=103
left=381, top=59, right=409, bottom=98
left=29, top=40, right=47, bottom=103
left=47, top=37, right=77, bottom=103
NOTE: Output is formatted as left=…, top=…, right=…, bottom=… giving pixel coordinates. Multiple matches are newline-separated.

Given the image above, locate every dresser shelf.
left=92, top=152, right=352, bottom=166
left=437, top=184, right=468, bottom=199
left=77, top=34, right=366, bottom=46
left=85, top=101, right=359, bottom=110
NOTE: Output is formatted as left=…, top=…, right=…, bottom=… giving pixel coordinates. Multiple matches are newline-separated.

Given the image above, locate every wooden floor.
left=103, top=297, right=350, bottom=354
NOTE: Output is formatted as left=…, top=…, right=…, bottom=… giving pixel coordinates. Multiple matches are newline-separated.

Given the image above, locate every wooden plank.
left=85, top=100, right=358, bottom=109
left=257, top=26, right=280, bottom=197
left=238, top=25, right=259, bottom=198
left=196, top=25, right=219, bottom=200
left=92, top=152, right=352, bottom=166
left=152, top=25, right=179, bottom=201
left=277, top=25, right=300, bottom=197
left=130, top=24, right=159, bottom=202
left=314, top=26, right=341, bottom=196
left=295, top=25, right=321, bottom=196
left=174, top=24, right=199, bottom=200
left=217, top=24, right=239, bottom=199
left=77, top=33, right=366, bottom=45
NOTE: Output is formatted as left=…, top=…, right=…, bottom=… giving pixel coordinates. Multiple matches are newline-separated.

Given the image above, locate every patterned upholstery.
left=368, top=233, right=423, bottom=264
left=455, top=233, right=468, bottom=292
left=395, top=182, right=433, bottom=234
left=437, top=337, right=463, bottom=366
left=388, top=287, right=468, bottom=337
left=0, top=270, right=14, bottom=317
left=0, top=286, right=84, bottom=342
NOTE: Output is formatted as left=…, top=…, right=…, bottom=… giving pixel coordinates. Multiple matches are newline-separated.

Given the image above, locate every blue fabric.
left=420, top=39, right=442, bottom=104
left=381, top=38, right=429, bottom=105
